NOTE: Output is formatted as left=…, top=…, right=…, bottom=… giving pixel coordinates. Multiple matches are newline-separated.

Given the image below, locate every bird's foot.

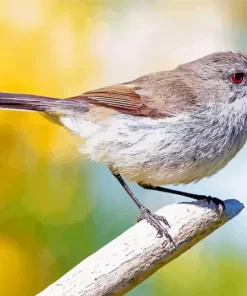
left=205, top=196, right=225, bottom=216
left=137, top=207, right=172, bottom=241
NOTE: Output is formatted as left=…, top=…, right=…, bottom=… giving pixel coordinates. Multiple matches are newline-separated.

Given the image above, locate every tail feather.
left=0, top=92, right=62, bottom=112
left=0, top=92, right=85, bottom=114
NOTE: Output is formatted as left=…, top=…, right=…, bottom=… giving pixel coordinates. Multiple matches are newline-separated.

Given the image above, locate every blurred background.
left=0, top=0, right=247, bottom=295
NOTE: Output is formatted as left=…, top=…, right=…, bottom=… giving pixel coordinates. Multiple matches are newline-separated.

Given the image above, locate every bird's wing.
left=69, top=83, right=173, bottom=119
left=68, top=71, right=199, bottom=119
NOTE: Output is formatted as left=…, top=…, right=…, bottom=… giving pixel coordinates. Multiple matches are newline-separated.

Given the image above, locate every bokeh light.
left=0, top=1, right=247, bottom=295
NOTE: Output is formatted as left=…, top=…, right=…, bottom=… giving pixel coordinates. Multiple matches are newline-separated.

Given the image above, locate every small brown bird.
left=0, top=51, right=246, bottom=239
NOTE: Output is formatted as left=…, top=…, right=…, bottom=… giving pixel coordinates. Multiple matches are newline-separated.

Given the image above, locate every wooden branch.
left=37, top=199, right=244, bottom=296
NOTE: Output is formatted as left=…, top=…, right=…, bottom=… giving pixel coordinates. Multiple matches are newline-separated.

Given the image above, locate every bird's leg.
left=139, top=184, right=225, bottom=216
left=109, top=168, right=172, bottom=240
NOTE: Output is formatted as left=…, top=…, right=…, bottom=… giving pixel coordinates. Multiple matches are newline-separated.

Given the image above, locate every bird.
left=0, top=51, right=246, bottom=239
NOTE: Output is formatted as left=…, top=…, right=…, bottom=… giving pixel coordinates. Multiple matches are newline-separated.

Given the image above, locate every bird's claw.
left=205, top=196, right=225, bottom=216
left=137, top=207, right=173, bottom=242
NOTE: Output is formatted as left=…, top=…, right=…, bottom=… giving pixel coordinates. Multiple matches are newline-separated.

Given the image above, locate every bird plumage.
left=1, top=51, right=247, bottom=186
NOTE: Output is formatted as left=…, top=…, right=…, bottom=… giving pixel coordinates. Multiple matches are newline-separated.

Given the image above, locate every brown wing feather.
left=68, top=68, right=200, bottom=118
left=69, top=84, right=170, bottom=118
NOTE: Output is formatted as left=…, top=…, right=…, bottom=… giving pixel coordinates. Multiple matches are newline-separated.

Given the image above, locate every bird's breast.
left=60, top=105, right=247, bottom=186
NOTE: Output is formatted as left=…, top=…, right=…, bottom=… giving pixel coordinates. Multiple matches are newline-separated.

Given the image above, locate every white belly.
left=60, top=106, right=247, bottom=186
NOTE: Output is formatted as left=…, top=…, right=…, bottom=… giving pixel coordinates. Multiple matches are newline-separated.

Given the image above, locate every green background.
left=0, top=1, right=246, bottom=295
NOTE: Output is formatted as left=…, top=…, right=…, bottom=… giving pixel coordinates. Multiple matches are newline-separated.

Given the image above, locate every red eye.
left=231, top=73, right=245, bottom=84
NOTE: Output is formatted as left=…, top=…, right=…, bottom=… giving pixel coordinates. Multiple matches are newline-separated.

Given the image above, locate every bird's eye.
left=231, top=73, right=245, bottom=84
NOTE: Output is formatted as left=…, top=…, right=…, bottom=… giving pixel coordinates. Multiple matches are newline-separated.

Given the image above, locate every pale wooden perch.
left=37, top=199, right=244, bottom=296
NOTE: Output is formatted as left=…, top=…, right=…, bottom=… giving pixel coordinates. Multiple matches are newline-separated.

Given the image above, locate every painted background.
left=0, top=1, right=246, bottom=295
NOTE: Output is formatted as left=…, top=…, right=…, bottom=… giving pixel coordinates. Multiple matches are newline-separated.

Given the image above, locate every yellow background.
left=0, top=1, right=247, bottom=295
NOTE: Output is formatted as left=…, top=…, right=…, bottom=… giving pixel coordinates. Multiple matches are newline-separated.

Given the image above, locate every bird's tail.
left=0, top=92, right=78, bottom=113
left=0, top=92, right=88, bottom=126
